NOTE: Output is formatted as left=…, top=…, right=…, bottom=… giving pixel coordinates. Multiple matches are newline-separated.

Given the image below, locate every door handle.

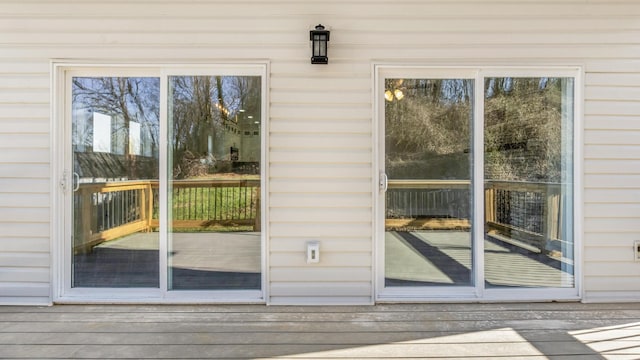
left=73, top=172, right=80, bottom=192
left=379, top=172, right=388, bottom=193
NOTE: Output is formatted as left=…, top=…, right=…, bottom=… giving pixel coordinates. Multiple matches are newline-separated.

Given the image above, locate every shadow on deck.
left=74, top=232, right=261, bottom=290
left=1, top=302, right=640, bottom=359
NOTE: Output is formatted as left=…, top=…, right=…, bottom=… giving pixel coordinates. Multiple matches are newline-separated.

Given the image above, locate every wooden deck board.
left=1, top=303, right=640, bottom=359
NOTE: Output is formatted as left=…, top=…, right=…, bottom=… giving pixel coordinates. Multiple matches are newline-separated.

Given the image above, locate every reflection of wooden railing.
left=150, top=180, right=260, bottom=230
left=386, top=180, right=471, bottom=230
left=74, top=181, right=152, bottom=253
left=485, top=180, right=564, bottom=253
left=386, top=179, right=565, bottom=253
left=74, top=179, right=260, bottom=253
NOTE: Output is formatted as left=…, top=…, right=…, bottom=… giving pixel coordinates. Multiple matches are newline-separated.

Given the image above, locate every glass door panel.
left=71, top=77, right=160, bottom=288
left=384, top=78, right=474, bottom=287
left=167, top=75, right=262, bottom=290
left=483, top=77, right=575, bottom=288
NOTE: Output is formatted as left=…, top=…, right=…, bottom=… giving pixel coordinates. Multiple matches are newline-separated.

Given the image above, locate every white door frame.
left=51, top=62, right=270, bottom=303
left=373, top=64, right=583, bottom=302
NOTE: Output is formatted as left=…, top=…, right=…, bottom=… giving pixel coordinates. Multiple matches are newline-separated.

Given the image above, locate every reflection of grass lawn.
left=152, top=174, right=260, bottom=228
left=170, top=186, right=256, bottom=220
left=190, top=173, right=259, bottom=181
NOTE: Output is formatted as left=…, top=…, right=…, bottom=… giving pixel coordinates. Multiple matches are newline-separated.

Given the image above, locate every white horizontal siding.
left=585, top=160, right=640, bottom=174
left=269, top=283, right=372, bottom=305
left=270, top=253, right=371, bottom=269
left=270, top=149, right=371, bottom=164
left=0, top=0, right=638, bottom=304
left=585, top=130, right=640, bottom=145
left=270, top=208, right=371, bottom=224
left=270, top=179, right=372, bottom=194
left=585, top=233, right=639, bottom=248
left=2, top=1, right=639, bottom=19
left=0, top=52, right=50, bottom=305
left=585, top=175, right=640, bottom=189
left=270, top=223, right=372, bottom=239
left=0, top=238, right=50, bottom=253
left=585, top=218, right=640, bottom=234
left=585, top=145, right=640, bottom=159
left=270, top=237, right=371, bottom=253
left=586, top=203, right=640, bottom=218
left=270, top=119, right=370, bottom=135
left=0, top=208, right=49, bottom=223
left=0, top=164, right=50, bottom=179
left=0, top=283, right=50, bottom=297
left=583, top=49, right=640, bottom=300
left=0, top=253, right=49, bottom=268
left=270, top=193, right=371, bottom=208
left=585, top=116, right=640, bottom=131
left=0, top=268, right=49, bottom=283
left=584, top=247, right=638, bottom=264
left=270, top=164, right=371, bottom=179
left=585, top=189, right=640, bottom=204
left=585, top=277, right=640, bottom=292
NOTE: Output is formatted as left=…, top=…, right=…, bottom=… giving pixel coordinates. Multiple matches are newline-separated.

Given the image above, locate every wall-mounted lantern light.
left=310, top=24, right=330, bottom=64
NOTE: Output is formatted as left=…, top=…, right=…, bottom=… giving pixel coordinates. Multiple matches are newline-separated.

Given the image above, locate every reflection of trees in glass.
left=484, top=77, right=568, bottom=182
left=72, top=77, right=160, bottom=179
left=169, top=76, right=261, bottom=179
left=71, top=76, right=262, bottom=180
left=385, top=79, right=472, bottom=180
left=385, top=77, right=570, bottom=183
left=73, top=77, right=160, bottom=155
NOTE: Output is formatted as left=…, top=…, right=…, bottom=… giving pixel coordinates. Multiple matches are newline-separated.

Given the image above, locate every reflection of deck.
left=74, top=232, right=261, bottom=290
left=386, top=231, right=573, bottom=288
left=76, top=230, right=571, bottom=290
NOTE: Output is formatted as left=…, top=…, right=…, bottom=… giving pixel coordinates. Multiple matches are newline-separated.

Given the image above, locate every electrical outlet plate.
left=306, top=241, right=320, bottom=263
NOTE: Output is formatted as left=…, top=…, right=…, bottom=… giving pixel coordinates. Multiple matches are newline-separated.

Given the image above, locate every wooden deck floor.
left=2, top=302, right=640, bottom=359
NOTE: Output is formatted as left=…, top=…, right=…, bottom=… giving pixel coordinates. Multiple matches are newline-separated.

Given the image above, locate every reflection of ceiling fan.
left=384, top=88, right=405, bottom=102
left=385, top=79, right=406, bottom=101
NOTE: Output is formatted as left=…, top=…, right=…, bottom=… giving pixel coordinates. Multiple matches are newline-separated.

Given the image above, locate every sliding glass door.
left=62, top=65, right=266, bottom=301
left=71, top=76, right=161, bottom=289
left=382, top=77, right=474, bottom=289
left=483, top=76, right=575, bottom=289
left=167, top=75, right=262, bottom=291
left=376, top=66, right=579, bottom=301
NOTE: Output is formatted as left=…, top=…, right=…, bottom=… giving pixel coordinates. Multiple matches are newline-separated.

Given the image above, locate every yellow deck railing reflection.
left=386, top=179, right=566, bottom=254
left=73, top=179, right=260, bottom=253
left=74, top=179, right=564, bottom=255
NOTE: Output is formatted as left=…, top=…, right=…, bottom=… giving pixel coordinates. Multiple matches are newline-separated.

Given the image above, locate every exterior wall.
left=0, top=0, right=639, bottom=305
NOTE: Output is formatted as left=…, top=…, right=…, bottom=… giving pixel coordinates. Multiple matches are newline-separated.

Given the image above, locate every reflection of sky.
left=73, top=77, right=160, bottom=123
left=73, top=77, right=161, bottom=138
left=168, top=76, right=260, bottom=120
left=72, top=77, right=160, bottom=158
left=73, top=76, right=261, bottom=128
